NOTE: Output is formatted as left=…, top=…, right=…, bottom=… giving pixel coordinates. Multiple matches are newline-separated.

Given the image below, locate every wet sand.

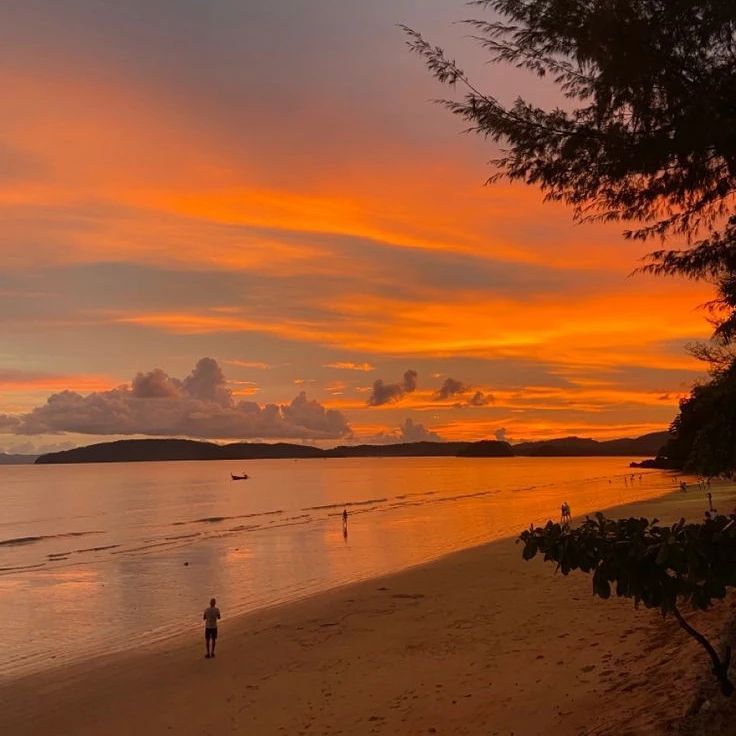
left=2, top=482, right=735, bottom=736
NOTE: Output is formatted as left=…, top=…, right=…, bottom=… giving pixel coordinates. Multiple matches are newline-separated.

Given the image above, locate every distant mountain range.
left=34, top=431, right=670, bottom=464
left=511, top=432, right=670, bottom=457
left=0, top=452, right=38, bottom=465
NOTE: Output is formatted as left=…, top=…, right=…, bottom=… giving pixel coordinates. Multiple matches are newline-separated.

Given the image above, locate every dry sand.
left=3, top=483, right=736, bottom=736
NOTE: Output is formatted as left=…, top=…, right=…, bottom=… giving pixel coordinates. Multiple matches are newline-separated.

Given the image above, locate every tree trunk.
left=672, top=604, right=734, bottom=697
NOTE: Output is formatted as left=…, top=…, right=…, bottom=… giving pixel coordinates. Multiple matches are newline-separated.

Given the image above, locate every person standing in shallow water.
left=342, top=507, right=348, bottom=536
left=203, top=597, right=221, bottom=659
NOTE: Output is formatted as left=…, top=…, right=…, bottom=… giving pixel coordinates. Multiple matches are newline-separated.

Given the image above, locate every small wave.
left=428, top=490, right=495, bottom=504
left=74, top=544, right=121, bottom=553
left=173, top=510, right=284, bottom=526
left=0, top=563, right=47, bottom=572
left=266, top=519, right=313, bottom=531
left=111, top=540, right=182, bottom=555
left=0, top=531, right=102, bottom=548
left=394, top=490, right=437, bottom=499
left=303, top=498, right=387, bottom=512
left=0, top=536, right=44, bottom=547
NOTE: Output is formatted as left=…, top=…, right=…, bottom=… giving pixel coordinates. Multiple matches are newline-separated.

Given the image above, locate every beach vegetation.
left=654, top=348, right=736, bottom=475
left=520, top=512, right=736, bottom=695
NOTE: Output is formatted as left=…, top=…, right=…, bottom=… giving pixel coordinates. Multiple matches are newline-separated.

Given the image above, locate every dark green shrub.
left=520, top=513, right=736, bottom=695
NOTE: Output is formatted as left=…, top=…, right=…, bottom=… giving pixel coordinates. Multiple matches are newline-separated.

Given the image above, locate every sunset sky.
left=0, top=0, right=713, bottom=452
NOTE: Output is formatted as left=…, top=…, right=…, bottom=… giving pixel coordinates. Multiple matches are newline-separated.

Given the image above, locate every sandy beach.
left=3, top=483, right=735, bottom=736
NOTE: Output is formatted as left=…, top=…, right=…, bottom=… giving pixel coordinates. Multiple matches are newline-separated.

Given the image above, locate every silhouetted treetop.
left=404, top=0, right=736, bottom=256
left=657, top=356, right=736, bottom=474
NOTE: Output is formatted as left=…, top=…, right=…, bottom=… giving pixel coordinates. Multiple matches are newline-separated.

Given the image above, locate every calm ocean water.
left=0, top=456, right=677, bottom=681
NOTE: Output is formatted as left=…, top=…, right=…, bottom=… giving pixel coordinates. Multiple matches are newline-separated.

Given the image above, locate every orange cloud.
left=0, top=65, right=664, bottom=280
left=0, top=371, right=115, bottom=393
left=0, top=47, right=714, bottom=444
left=111, top=281, right=708, bottom=376
left=324, top=362, right=375, bottom=372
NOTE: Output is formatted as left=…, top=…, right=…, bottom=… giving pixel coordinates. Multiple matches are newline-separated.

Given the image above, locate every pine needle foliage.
left=404, top=2, right=736, bottom=332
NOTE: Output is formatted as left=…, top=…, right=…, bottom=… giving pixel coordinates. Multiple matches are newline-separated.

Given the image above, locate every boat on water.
left=231, top=473, right=249, bottom=481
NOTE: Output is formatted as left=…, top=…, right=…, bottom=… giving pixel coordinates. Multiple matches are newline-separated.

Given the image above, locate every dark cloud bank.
left=433, top=377, right=493, bottom=408
left=0, top=358, right=351, bottom=440
left=367, top=369, right=418, bottom=406
left=434, top=377, right=467, bottom=400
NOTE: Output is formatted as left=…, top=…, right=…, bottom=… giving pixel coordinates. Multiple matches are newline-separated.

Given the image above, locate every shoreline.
left=0, top=458, right=675, bottom=685
left=0, top=467, right=675, bottom=686
left=4, top=480, right=733, bottom=735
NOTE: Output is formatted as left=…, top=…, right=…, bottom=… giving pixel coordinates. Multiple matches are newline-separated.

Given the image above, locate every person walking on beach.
left=560, top=501, right=571, bottom=528
left=342, top=507, right=348, bottom=537
left=203, top=597, right=221, bottom=659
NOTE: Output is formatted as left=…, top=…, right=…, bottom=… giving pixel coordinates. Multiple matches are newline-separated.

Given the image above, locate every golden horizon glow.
left=0, top=2, right=714, bottom=448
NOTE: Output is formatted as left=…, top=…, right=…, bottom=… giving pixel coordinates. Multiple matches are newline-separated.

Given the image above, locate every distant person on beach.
left=342, top=507, right=348, bottom=537
left=560, top=502, right=571, bottom=527
left=203, top=598, right=221, bottom=659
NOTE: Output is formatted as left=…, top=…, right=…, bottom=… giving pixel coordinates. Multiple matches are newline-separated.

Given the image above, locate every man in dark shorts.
left=203, top=597, right=221, bottom=659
